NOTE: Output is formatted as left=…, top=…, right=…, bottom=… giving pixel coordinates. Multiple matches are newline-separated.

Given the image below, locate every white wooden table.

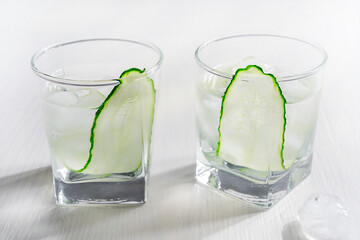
left=1, top=0, right=360, bottom=239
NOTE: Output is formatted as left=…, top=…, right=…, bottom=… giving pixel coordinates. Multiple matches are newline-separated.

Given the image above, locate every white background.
left=1, top=0, right=360, bottom=239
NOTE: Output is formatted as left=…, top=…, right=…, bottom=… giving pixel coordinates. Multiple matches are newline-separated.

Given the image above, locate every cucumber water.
left=79, top=68, right=155, bottom=174
left=44, top=68, right=155, bottom=177
left=197, top=63, right=321, bottom=172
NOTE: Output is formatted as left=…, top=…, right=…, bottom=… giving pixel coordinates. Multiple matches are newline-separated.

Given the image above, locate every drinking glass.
left=195, top=34, right=327, bottom=208
left=31, top=39, right=163, bottom=205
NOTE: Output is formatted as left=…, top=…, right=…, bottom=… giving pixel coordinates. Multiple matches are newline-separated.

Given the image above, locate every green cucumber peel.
left=216, top=65, right=287, bottom=171
left=76, top=67, right=148, bottom=173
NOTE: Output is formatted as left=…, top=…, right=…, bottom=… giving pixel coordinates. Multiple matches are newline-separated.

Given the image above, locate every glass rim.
left=194, top=34, right=328, bottom=82
left=31, top=38, right=164, bottom=87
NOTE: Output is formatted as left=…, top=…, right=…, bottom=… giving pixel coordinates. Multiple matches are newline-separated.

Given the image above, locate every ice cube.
left=48, top=91, right=78, bottom=106
left=75, top=89, right=91, bottom=97
left=231, top=56, right=279, bottom=74
left=297, top=194, right=350, bottom=240
left=279, top=76, right=320, bottom=104
left=75, top=90, right=105, bottom=108
left=43, top=81, right=66, bottom=95
left=52, top=68, right=65, bottom=78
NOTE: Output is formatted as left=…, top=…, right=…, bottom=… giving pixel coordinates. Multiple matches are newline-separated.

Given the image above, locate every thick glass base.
left=196, top=151, right=312, bottom=209
left=54, top=177, right=146, bottom=205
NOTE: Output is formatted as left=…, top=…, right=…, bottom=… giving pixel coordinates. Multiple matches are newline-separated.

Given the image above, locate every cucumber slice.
left=76, top=68, right=155, bottom=174
left=217, top=65, right=286, bottom=171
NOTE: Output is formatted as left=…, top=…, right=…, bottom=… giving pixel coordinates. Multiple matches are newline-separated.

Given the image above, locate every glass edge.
left=30, top=38, right=164, bottom=87
left=194, top=34, right=328, bottom=82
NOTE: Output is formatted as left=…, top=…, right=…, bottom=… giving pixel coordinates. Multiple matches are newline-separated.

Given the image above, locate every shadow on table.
left=0, top=162, right=261, bottom=240
left=0, top=166, right=52, bottom=188
left=0, top=166, right=54, bottom=239
left=126, top=162, right=262, bottom=239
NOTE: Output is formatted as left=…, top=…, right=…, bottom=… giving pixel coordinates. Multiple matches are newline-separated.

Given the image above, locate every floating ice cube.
left=297, top=194, right=350, bottom=240
left=75, top=90, right=105, bottom=108
left=279, top=76, right=320, bottom=104
left=75, top=89, right=91, bottom=97
left=231, top=56, right=280, bottom=74
left=43, top=81, right=66, bottom=95
left=227, top=57, right=320, bottom=104
left=48, top=91, right=78, bottom=106
left=52, top=68, right=65, bottom=78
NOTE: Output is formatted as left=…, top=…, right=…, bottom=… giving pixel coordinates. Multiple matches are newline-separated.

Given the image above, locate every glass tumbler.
left=195, top=34, right=327, bottom=208
left=31, top=39, right=163, bottom=205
